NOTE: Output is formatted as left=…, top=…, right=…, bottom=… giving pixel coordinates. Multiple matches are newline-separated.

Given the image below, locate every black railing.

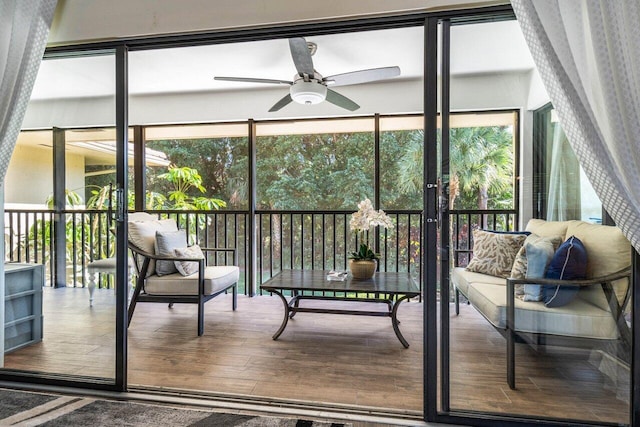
left=255, top=210, right=423, bottom=294
left=5, top=207, right=515, bottom=295
left=6, top=209, right=119, bottom=289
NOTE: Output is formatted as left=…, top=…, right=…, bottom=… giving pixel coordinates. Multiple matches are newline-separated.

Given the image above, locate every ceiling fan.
left=214, top=37, right=401, bottom=112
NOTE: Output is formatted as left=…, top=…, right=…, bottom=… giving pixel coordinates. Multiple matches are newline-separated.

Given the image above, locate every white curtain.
left=0, top=0, right=57, bottom=179
left=546, top=123, right=581, bottom=221
left=512, top=0, right=640, bottom=252
left=0, top=0, right=57, bottom=363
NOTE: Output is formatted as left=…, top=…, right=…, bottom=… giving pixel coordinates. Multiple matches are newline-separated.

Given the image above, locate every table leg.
left=391, top=295, right=411, bottom=348
left=290, top=291, right=300, bottom=319
left=271, top=289, right=290, bottom=340
left=88, top=272, right=97, bottom=307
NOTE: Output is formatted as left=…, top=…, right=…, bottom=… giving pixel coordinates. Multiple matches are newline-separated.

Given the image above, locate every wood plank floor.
left=3, top=287, right=631, bottom=425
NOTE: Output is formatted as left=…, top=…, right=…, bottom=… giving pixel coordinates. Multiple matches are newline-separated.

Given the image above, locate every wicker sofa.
left=452, top=219, right=632, bottom=389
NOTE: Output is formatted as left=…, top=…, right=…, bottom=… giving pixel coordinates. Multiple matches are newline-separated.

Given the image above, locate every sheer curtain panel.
left=0, top=0, right=57, bottom=361
left=512, top=0, right=640, bottom=251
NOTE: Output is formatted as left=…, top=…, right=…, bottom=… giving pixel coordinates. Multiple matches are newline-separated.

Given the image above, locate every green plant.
left=158, top=166, right=226, bottom=210
left=350, top=243, right=378, bottom=261
left=45, top=189, right=83, bottom=209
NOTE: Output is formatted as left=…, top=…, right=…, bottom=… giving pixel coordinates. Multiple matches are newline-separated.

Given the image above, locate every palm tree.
left=449, top=126, right=513, bottom=210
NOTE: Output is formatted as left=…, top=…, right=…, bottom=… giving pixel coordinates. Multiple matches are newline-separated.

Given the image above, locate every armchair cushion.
left=128, top=218, right=178, bottom=276
left=174, top=245, right=204, bottom=276
left=154, top=230, right=188, bottom=276
left=144, top=265, right=240, bottom=295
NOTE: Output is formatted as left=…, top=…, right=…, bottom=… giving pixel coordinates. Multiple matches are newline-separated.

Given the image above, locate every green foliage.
left=145, top=124, right=514, bottom=212
left=449, top=126, right=514, bottom=210
left=146, top=137, right=247, bottom=209
left=157, top=166, right=226, bottom=210
left=349, top=243, right=379, bottom=261
left=384, top=129, right=424, bottom=209
left=45, top=189, right=83, bottom=209
left=256, top=132, right=374, bottom=210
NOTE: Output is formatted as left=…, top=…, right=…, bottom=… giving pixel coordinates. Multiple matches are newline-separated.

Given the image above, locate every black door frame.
left=430, top=12, right=638, bottom=427
left=8, top=4, right=636, bottom=426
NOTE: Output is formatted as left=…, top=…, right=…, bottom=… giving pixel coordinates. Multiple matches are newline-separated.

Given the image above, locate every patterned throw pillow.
left=174, top=245, right=205, bottom=276
left=465, top=230, right=527, bottom=278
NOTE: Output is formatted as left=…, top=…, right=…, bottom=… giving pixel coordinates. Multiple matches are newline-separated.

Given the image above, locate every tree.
left=146, top=137, right=248, bottom=209
left=449, top=126, right=514, bottom=210
left=256, top=131, right=374, bottom=210
left=392, top=129, right=424, bottom=209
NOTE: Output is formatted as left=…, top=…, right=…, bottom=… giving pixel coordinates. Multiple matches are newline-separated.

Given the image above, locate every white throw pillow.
left=128, top=218, right=177, bottom=276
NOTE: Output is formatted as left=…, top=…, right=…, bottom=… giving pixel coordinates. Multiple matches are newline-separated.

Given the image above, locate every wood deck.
left=2, top=287, right=630, bottom=424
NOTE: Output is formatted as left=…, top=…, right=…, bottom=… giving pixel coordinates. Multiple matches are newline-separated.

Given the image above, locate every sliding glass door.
left=437, top=13, right=631, bottom=426
left=2, top=50, right=130, bottom=390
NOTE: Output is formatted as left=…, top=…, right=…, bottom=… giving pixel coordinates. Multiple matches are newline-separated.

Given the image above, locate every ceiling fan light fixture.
left=290, top=81, right=327, bottom=105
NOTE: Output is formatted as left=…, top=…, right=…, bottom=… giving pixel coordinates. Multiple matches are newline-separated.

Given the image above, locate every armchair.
left=127, top=212, right=239, bottom=336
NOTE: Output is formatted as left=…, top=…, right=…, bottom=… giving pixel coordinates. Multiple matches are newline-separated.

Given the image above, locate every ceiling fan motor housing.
left=290, top=81, right=327, bottom=105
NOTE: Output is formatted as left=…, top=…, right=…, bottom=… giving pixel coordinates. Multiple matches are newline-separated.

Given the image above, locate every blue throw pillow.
left=543, top=236, right=587, bottom=307
left=522, top=240, right=555, bottom=302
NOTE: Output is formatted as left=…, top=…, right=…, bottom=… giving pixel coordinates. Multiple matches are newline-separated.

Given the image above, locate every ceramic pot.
left=349, top=259, right=377, bottom=280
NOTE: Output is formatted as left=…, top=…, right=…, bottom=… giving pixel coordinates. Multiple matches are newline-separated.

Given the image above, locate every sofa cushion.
left=128, top=218, right=178, bottom=276
left=174, top=244, right=204, bottom=276
left=523, top=239, right=556, bottom=302
left=154, top=229, right=188, bottom=276
left=565, top=221, right=631, bottom=310
left=466, top=282, right=619, bottom=340
left=451, top=267, right=506, bottom=296
left=543, top=236, right=587, bottom=307
left=465, top=230, right=527, bottom=278
left=525, top=219, right=571, bottom=239
left=144, top=265, right=239, bottom=295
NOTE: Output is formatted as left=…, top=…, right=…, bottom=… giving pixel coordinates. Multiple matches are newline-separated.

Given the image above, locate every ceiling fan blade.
left=325, top=88, right=359, bottom=111
left=324, top=66, right=401, bottom=87
left=214, top=76, right=293, bottom=85
left=289, top=38, right=315, bottom=77
left=268, top=94, right=294, bottom=112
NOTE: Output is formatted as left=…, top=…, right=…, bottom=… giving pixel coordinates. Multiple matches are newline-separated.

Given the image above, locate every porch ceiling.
left=31, top=21, right=534, bottom=101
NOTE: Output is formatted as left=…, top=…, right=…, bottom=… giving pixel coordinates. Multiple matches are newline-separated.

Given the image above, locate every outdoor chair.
left=127, top=212, right=239, bottom=336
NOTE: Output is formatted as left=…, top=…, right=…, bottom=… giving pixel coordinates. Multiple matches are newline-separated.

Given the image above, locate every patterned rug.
left=0, top=389, right=349, bottom=426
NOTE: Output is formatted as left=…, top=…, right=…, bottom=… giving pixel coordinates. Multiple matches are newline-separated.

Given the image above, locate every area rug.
left=0, top=388, right=349, bottom=426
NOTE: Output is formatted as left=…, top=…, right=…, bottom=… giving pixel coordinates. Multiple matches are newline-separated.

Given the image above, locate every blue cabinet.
left=5, top=263, right=44, bottom=354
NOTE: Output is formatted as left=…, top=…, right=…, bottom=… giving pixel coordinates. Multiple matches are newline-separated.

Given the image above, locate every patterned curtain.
left=0, top=0, right=57, bottom=362
left=512, top=0, right=640, bottom=251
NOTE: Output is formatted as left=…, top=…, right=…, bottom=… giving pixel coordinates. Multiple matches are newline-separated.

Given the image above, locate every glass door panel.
left=3, top=53, right=118, bottom=382
left=443, top=18, right=630, bottom=426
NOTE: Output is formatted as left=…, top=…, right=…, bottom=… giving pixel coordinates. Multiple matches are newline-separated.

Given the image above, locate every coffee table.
left=260, top=269, right=420, bottom=348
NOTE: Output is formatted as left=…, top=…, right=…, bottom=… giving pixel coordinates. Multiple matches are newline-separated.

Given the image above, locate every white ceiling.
left=31, top=20, right=534, bottom=100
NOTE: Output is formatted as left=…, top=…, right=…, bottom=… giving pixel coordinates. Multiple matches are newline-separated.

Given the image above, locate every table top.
left=260, top=269, right=420, bottom=295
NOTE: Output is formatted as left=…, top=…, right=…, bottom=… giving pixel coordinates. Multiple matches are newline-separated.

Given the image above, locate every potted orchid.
left=348, top=198, right=394, bottom=279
